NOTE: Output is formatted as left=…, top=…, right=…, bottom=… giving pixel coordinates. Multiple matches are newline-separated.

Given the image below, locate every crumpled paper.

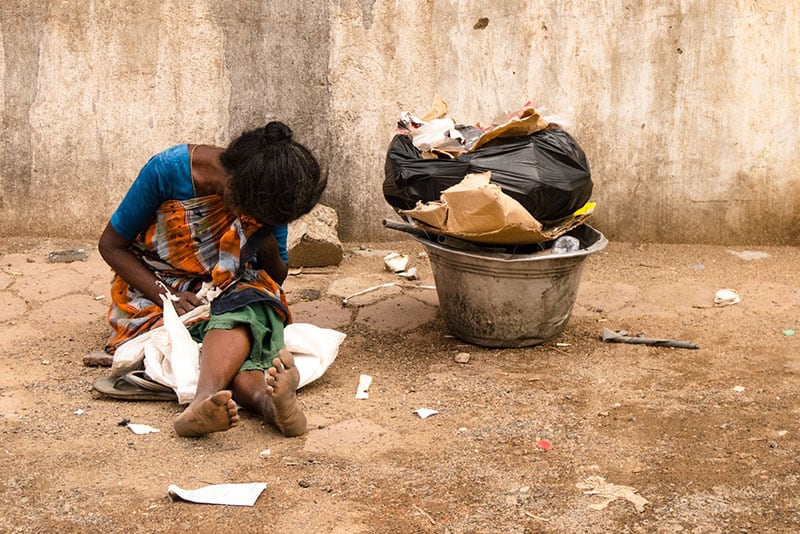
left=400, top=171, right=594, bottom=245
left=576, top=476, right=649, bottom=513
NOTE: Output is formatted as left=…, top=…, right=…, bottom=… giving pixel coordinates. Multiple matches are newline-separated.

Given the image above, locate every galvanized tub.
left=417, top=224, right=607, bottom=347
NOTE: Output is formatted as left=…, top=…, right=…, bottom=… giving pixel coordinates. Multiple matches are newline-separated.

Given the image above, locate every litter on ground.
left=576, top=476, right=649, bottom=513
left=355, top=374, right=372, bottom=399
left=414, top=408, right=439, bottom=419
left=167, top=482, right=267, bottom=506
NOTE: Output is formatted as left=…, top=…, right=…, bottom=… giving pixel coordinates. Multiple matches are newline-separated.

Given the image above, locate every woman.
left=95, top=121, right=325, bottom=438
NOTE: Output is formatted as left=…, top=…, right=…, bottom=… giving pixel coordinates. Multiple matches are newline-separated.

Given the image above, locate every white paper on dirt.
left=355, top=374, right=372, bottom=399
left=168, top=483, right=267, bottom=506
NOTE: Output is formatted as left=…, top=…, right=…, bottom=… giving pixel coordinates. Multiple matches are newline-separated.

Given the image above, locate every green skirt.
left=188, top=301, right=285, bottom=372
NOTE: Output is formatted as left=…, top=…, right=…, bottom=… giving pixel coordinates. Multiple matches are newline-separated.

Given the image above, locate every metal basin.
left=417, top=224, right=607, bottom=347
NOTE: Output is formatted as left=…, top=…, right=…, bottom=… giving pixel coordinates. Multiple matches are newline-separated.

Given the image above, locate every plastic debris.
left=398, top=267, right=418, bottom=280
left=783, top=329, right=795, bottom=336
left=714, top=289, right=740, bottom=306
left=576, top=476, right=649, bottom=513
left=454, top=352, right=471, bottom=364
left=384, top=252, right=410, bottom=273
left=537, top=439, right=552, bottom=451
left=259, top=449, right=271, bottom=459
left=552, top=235, right=581, bottom=254
left=355, top=374, right=372, bottom=399
left=733, top=386, right=745, bottom=393
left=414, top=408, right=439, bottom=419
left=73, top=409, right=84, bottom=415
left=127, top=423, right=160, bottom=435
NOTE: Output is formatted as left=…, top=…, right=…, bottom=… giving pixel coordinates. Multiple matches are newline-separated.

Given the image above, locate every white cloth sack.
left=111, top=303, right=208, bottom=380
left=111, top=295, right=345, bottom=405
left=143, top=293, right=202, bottom=404
left=284, top=323, right=346, bottom=389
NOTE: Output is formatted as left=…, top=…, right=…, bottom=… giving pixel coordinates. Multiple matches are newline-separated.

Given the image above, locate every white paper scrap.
left=168, top=483, right=267, bottom=506
left=414, top=408, right=439, bottom=419
left=127, top=423, right=160, bottom=435
left=355, top=374, right=372, bottom=399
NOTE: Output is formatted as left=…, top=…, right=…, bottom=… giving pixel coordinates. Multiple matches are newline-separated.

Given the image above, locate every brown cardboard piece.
left=399, top=172, right=593, bottom=245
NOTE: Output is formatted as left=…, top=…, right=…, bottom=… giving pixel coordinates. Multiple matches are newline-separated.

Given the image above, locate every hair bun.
left=264, top=121, right=293, bottom=143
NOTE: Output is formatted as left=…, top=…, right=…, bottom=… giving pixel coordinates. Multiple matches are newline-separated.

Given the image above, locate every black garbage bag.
left=384, top=125, right=592, bottom=223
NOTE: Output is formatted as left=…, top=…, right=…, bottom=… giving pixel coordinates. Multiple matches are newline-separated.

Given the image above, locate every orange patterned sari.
left=106, top=194, right=290, bottom=353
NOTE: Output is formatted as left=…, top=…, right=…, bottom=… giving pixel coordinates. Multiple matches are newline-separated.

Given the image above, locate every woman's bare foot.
left=173, top=390, right=240, bottom=437
left=265, top=349, right=307, bottom=436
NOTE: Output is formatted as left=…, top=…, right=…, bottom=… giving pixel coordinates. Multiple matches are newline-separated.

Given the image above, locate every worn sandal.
left=92, top=375, right=176, bottom=402
left=123, top=370, right=174, bottom=394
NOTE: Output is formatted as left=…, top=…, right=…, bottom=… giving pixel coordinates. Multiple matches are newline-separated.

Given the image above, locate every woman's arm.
left=255, top=232, right=288, bottom=285
left=98, top=223, right=202, bottom=314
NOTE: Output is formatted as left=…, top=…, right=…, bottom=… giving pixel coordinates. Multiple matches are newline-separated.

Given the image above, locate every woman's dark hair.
left=219, top=121, right=325, bottom=225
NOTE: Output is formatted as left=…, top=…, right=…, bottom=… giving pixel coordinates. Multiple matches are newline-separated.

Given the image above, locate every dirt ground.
left=0, top=232, right=799, bottom=533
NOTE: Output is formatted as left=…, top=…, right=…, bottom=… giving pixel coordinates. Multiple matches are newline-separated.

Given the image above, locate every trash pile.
left=383, top=95, right=595, bottom=248
left=381, top=96, right=607, bottom=348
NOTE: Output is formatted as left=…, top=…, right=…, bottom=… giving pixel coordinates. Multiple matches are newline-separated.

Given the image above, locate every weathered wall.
left=0, top=0, right=330, bottom=238
left=1, top=1, right=798, bottom=245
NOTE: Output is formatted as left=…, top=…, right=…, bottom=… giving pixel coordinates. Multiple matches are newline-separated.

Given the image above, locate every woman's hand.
left=99, top=223, right=203, bottom=312
left=172, top=291, right=204, bottom=316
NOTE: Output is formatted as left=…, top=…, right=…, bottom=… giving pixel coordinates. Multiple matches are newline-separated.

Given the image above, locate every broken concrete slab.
left=288, top=204, right=344, bottom=268
left=354, top=295, right=438, bottom=332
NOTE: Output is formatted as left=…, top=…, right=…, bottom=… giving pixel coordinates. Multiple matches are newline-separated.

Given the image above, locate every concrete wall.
left=1, top=1, right=798, bottom=245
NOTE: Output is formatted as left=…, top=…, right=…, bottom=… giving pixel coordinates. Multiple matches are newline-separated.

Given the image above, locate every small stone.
left=454, top=352, right=471, bottom=364
left=298, top=480, right=310, bottom=488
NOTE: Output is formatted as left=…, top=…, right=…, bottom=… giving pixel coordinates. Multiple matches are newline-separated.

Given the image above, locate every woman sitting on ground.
left=94, top=121, right=325, bottom=438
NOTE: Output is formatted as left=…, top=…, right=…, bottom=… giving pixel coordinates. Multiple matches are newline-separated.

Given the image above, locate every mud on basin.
left=416, top=224, right=607, bottom=347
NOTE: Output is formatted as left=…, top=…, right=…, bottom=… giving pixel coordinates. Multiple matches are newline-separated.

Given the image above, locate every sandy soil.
left=0, top=234, right=798, bottom=533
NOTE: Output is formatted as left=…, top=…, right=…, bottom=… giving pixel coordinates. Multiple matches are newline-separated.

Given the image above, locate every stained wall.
left=1, top=1, right=797, bottom=244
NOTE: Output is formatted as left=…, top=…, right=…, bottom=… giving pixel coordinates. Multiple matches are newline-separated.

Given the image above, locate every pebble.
left=454, top=352, right=471, bottom=364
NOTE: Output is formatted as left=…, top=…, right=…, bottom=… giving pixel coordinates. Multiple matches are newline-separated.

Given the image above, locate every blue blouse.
left=110, top=144, right=288, bottom=262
